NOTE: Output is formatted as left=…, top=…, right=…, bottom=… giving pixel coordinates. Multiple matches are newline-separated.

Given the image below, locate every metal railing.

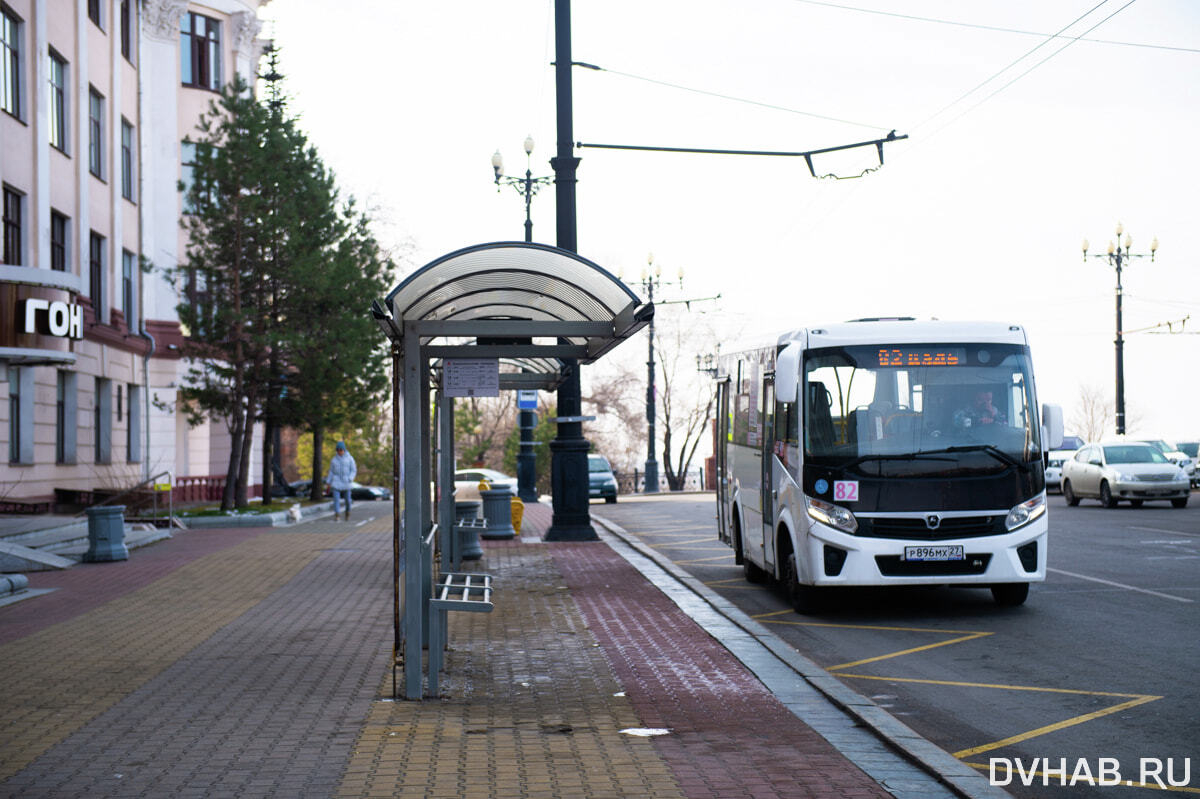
left=73, top=470, right=174, bottom=522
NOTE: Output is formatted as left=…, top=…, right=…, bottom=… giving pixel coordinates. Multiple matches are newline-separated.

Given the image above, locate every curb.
left=181, top=501, right=334, bottom=529
left=592, top=513, right=1010, bottom=799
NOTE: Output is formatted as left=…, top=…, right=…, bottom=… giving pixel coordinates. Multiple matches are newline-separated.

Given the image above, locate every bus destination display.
left=877, top=347, right=966, bottom=367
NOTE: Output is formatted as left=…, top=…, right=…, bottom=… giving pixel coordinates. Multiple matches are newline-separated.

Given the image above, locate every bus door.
left=715, top=377, right=731, bottom=545
left=760, top=377, right=775, bottom=570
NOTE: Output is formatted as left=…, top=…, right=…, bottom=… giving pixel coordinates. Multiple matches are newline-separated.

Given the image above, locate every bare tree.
left=654, top=306, right=717, bottom=491
left=582, top=358, right=646, bottom=472
left=1071, top=384, right=1111, bottom=442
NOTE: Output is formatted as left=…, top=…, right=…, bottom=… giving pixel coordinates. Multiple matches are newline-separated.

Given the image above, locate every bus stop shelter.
left=370, top=241, right=652, bottom=698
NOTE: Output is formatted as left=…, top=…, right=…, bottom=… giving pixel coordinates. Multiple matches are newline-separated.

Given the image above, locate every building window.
left=50, top=210, right=68, bottom=271
left=1, top=4, right=20, bottom=119
left=88, top=87, right=104, bottom=178
left=126, top=383, right=140, bottom=462
left=94, top=377, right=111, bottom=464
left=181, top=12, right=220, bottom=90
left=120, top=0, right=131, bottom=61
left=7, top=366, right=19, bottom=463
left=2, top=184, right=20, bottom=265
left=87, top=0, right=101, bottom=29
left=122, top=248, right=135, bottom=323
left=55, top=371, right=77, bottom=464
left=121, top=118, right=134, bottom=200
left=48, top=50, right=66, bottom=151
left=89, top=230, right=104, bottom=319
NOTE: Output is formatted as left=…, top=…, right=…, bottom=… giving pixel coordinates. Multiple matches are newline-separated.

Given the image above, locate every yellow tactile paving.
left=0, top=531, right=348, bottom=781
left=337, top=542, right=684, bottom=799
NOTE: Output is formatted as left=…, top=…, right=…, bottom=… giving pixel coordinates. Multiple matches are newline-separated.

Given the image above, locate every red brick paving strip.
left=552, top=540, right=892, bottom=799
left=0, top=526, right=265, bottom=644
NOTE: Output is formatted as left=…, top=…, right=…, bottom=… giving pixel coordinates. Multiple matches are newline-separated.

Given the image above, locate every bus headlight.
left=805, top=496, right=858, bottom=534
left=1005, top=494, right=1046, bottom=531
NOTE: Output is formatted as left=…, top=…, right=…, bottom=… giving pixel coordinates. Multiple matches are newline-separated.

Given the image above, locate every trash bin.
left=479, top=488, right=516, bottom=540
left=455, top=501, right=484, bottom=561
left=84, top=505, right=129, bottom=562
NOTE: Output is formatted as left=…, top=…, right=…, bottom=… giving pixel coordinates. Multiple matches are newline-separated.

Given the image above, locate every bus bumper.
left=800, top=519, right=1047, bottom=587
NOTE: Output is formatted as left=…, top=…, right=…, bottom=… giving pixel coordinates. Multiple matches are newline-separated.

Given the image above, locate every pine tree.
left=171, top=70, right=394, bottom=510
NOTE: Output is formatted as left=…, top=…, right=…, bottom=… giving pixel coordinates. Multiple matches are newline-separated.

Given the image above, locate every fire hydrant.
left=510, top=496, right=524, bottom=533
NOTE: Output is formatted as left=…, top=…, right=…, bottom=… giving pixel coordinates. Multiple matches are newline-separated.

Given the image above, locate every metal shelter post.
left=438, top=391, right=456, bottom=570
left=402, top=322, right=425, bottom=700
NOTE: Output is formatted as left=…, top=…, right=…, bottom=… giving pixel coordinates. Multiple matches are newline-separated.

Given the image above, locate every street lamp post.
left=491, top=137, right=554, bottom=503
left=628, top=253, right=683, bottom=494
left=491, top=136, right=553, bottom=243
left=1082, top=223, right=1158, bottom=436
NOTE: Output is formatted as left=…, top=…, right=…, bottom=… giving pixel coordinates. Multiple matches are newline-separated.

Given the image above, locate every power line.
left=788, top=0, right=1200, bottom=54
left=578, top=64, right=891, bottom=132
left=914, top=0, right=1119, bottom=132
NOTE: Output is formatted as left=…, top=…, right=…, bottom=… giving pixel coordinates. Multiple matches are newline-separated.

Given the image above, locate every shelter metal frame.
left=371, top=242, right=651, bottom=699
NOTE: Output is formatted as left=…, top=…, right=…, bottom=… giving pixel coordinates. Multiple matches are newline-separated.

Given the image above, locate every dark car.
left=588, top=454, right=618, bottom=503
left=349, top=482, right=391, bottom=501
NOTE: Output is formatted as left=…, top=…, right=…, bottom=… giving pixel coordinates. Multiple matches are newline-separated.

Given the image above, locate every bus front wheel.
left=785, top=553, right=824, bottom=614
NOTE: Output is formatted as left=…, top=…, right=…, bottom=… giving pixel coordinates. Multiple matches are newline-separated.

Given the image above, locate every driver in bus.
left=954, top=390, right=1006, bottom=428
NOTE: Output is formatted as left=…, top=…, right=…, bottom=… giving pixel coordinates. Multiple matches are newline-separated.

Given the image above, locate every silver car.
left=1061, top=442, right=1190, bottom=508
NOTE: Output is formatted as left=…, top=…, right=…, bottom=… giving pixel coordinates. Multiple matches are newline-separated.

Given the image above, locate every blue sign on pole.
left=517, top=390, right=538, bottom=410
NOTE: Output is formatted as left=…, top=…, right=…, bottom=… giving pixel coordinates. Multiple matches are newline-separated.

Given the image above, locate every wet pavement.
left=0, top=498, right=1000, bottom=798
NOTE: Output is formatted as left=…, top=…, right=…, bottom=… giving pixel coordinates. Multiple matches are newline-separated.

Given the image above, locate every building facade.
left=1, top=0, right=267, bottom=506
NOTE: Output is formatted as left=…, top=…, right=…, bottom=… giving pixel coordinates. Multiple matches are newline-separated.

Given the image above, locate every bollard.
left=84, top=505, right=129, bottom=562
left=455, top=501, right=483, bottom=560
left=479, top=488, right=516, bottom=540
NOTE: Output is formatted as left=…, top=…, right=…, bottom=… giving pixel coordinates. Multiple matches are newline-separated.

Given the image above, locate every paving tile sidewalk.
left=0, top=503, right=935, bottom=798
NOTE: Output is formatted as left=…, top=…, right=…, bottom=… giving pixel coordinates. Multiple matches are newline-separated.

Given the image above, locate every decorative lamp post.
left=1082, top=223, right=1158, bottom=436
left=492, top=136, right=553, bottom=243
left=491, top=137, right=554, bottom=503
left=629, top=253, right=684, bottom=493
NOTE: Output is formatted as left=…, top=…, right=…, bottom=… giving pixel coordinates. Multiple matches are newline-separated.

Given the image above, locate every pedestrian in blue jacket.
left=325, top=441, right=357, bottom=521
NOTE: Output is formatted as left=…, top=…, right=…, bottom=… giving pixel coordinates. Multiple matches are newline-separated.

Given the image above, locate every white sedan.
left=1061, top=441, right=1190, bottom=508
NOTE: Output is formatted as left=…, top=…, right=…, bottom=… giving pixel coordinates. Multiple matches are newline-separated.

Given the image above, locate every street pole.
left=545, top=0, right=595, bottom=540
left=1083, top=224, right=1158, bottom=436
left=644, top=277, right=657, bottom=493
left=492, top=140, right=552, bottom=502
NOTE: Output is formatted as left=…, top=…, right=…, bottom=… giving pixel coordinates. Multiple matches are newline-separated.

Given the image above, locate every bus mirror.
left=776, top=343, right=801, bottom=403
left=1041, top=403, right=1064, bottom=450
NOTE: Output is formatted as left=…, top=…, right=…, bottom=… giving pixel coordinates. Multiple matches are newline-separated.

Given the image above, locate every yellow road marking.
left=951, top=695, right=1162, bottom=758
left=827, top=632, right=992, bottom=670
left=648, top=537, right=723, bottom=549
left=675, top=555, right=737, bottom=565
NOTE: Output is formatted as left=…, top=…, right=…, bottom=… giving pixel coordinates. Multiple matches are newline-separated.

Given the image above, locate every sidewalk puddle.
left=620, top=727, right=671, bottom=737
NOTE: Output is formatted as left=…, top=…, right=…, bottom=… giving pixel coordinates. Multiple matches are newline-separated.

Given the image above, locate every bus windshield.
left=803, top=343, right=1041, bottom=476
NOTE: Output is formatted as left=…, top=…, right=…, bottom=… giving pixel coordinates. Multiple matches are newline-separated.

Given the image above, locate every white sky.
left=261, top=0, right=1200, bottom=441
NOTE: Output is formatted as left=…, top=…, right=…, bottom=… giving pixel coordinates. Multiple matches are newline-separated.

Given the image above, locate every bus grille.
left=857, top=515, right=1003, bottom=541
left=875, top=554, right=992, bottom=577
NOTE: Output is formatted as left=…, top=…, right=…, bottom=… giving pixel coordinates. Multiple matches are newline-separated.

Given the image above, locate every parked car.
left=454, top=468, right=518, bottom=497
left=1177, top=441, right=1200, bottom=486
left=287, top=479, right=330, bottom=498
left=1045, top=448, right=1080, bottom=493
left=1137, top=439, right=1195, bottom=486
left=588, top=454, right=618, bottom=503
left=349, top=482, right=391, bottom=501
left=1059, top=435, right=1085, bottom=451
left=1061, top=441, right=1190, bottom=508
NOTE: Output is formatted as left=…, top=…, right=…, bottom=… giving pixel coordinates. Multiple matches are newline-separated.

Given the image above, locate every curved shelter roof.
left=371, top=242, right=652, bottom=388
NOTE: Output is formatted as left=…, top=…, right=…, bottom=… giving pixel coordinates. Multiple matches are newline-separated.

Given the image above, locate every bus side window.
left=733, top=392, right=750, bottom=446
left=775, top=401, right=797, bottom=445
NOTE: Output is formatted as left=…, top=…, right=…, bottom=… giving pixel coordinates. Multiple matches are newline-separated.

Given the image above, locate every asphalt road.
left=594, top=492, right=1200, bottom=799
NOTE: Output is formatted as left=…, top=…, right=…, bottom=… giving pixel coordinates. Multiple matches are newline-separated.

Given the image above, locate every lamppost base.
left=545, top=436, right=597, bottom=541
left=643, top=459, right=660, bottom=494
